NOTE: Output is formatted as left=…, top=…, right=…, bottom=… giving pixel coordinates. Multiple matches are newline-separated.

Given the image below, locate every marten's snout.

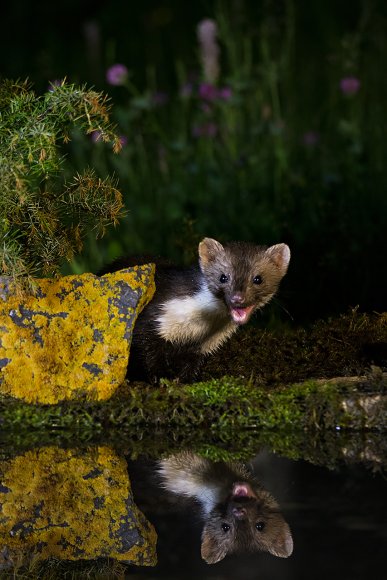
left=230, top=293, right=245, bottom=306
left=232, top=506, right=247, bottom=519
left=228, top=293, right=255, bottom=325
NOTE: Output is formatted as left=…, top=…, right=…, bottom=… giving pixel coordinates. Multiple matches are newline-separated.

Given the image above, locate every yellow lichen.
left=0, top=266, right=155, bottom=403
left=0, top=446, right=157, bottom=567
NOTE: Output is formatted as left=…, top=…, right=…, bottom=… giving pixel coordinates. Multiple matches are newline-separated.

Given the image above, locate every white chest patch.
left=155, top=286, right=237, bottom=354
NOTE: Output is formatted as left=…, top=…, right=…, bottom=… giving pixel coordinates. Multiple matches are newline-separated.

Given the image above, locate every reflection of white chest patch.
left=158, top=460, right=223, bottom=515
left=155, top=286, right=237, bottom=354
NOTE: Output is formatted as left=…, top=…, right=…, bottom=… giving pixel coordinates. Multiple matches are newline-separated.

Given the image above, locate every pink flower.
left=106, top=64, right=128, bottom=86
left=339, top=77, right=360, bottom=95
left=198, top=83, right=233, bottom=102
left=199, top=83, right=218, bottom=101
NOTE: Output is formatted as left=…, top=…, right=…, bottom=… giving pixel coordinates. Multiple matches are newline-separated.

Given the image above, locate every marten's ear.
left=201, top=528, right=228, bottom=564
left=199, top=238, right=225, bottom=267
left=266, top=522, right=293, bottom=558
left=265, top=244, right=290, bottom=276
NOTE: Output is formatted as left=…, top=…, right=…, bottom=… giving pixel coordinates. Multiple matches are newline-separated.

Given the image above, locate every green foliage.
left=0, top=79, right=124, bottom=282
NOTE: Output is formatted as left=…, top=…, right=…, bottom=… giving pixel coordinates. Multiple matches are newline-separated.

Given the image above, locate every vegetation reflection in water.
left=0, top=438, right=385, bottom=579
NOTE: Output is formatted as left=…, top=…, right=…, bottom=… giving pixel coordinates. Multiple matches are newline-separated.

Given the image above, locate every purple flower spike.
left=340, top=76, right=360, bottom=95
left=106, top=63, right=128, bottom=86
left=197, top=19, right=220, bottom=83
left=197, top=19, right=217, bottom=45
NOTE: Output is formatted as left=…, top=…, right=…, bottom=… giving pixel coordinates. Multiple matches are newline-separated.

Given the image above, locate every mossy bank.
left=0, top=310, right=386, bottom=468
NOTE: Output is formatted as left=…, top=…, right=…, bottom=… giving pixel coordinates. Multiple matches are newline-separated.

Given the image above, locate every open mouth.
left=230, top=305, right=255, bottom=324
left=232, top=483, right=257, bottom=499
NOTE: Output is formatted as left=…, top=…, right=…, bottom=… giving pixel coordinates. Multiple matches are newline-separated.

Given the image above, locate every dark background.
left=2, top=0, right=387, bottom=323
left=1, top=0, right=377, bottom=90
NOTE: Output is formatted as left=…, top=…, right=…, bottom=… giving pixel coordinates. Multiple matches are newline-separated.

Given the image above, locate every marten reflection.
left=145, top=451, right=293, bottom=564
left=158, top=452, right=293, bottom=563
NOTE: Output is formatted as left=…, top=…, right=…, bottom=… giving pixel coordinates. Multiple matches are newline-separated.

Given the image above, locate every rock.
left=0, top=266, right=155, bottom=403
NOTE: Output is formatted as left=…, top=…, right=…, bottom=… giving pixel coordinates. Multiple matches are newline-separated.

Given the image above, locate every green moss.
left=1, top=371, right=385, bottom=438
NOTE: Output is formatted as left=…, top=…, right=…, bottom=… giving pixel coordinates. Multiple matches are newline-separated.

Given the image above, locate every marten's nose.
left=230, top=293, right=245, bottom=306
left=232, top=507, right=247, bottom=519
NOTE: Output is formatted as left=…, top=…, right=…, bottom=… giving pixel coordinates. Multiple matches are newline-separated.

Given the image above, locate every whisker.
left=272, top=297, right=294, bottom=321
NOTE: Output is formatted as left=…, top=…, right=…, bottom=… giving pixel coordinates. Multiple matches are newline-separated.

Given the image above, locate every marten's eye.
left=219, top=274, right=229, bottom=284
left=255, top=522, right=265, bottom=531
left=253, top=275, right=263, bottom=285
left=221, top=523, right=231, bottom=533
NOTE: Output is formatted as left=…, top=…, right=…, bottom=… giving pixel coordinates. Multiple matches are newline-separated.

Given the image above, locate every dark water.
left=0, top=442, right=385, bottom=580
left=128, top=452, right=386, bottom=580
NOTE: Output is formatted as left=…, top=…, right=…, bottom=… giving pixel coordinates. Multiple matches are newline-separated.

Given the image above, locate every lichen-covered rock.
left=0, top=266, right=155, bottom=403
left=0, top=446, right=157, bottom=568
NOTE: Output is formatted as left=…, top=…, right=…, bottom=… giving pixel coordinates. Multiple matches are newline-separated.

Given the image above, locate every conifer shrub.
left=0, top=79, right=124, bottom=284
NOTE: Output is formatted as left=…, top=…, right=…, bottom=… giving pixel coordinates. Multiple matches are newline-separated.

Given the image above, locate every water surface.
left=0, top=436, right=385, bottom=579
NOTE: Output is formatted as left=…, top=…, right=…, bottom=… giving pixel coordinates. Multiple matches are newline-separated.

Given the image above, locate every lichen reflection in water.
left=0, top=445, right=157, bottom=571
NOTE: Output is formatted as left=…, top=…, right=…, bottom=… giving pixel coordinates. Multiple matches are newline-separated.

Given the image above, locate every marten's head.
left=201, top=481, right=293, bottom=564
left=198, top=238, right=290, bottom=325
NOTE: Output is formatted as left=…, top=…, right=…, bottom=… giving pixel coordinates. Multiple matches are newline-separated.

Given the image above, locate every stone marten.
left=100, top=238, right=290, bottom=381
